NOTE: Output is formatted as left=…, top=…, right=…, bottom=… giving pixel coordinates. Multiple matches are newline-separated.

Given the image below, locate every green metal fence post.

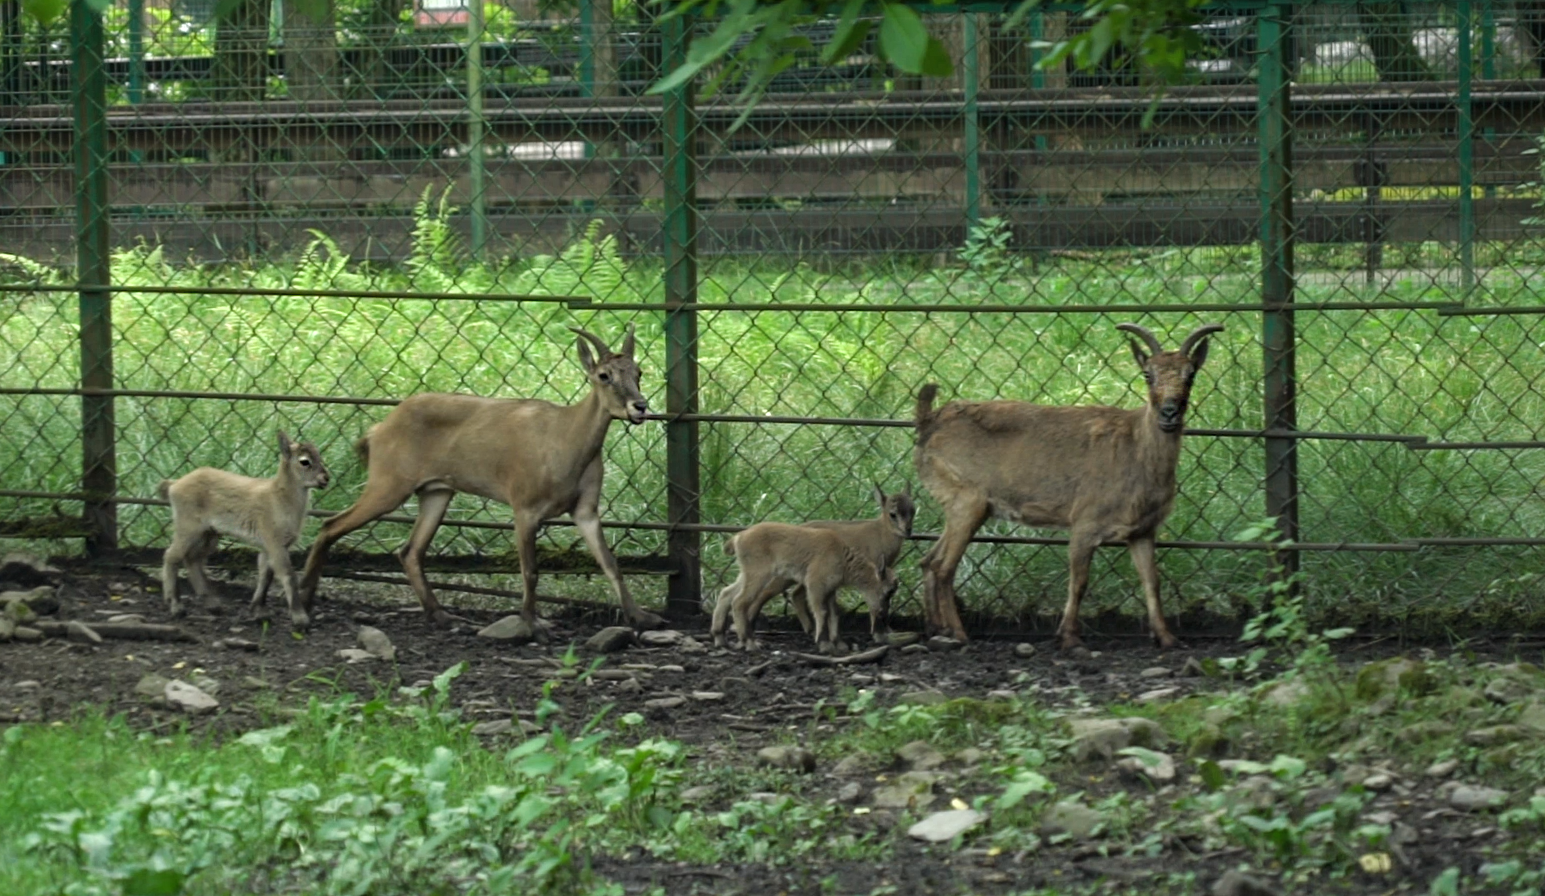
left=467, top=0, right=487, bottom=261
left=963, top=13, right=981, bottom=231
left=1258, top=4, right=1297, bottom=582
left=1457, top=0, right=1475, bottom=292
left=127, top=0, right=144, bottom=104
left=661, top=11, right=700, bottom=620
left=1480, top=0, right=1496, bottom=202
left=71, top=0, right=116, bottom=556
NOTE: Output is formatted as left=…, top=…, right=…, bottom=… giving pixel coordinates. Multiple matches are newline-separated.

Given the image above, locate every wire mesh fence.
left=2, top=0, right=1544, bottom=635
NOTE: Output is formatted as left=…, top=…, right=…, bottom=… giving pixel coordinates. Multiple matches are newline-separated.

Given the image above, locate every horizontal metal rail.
left=587, top=300, right=1461, bottom=314
left=0, top=283, right=591, bottom=304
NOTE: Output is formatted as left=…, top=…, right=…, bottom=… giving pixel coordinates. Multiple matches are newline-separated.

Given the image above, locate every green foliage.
left=1229, top=517, right=1354, bottom=679
left=957, top=215, right=1015, bottom=276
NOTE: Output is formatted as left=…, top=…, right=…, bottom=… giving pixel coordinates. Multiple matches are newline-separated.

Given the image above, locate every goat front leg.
left=1128, top=535, right=1181, bottom=650
left=573, top=466, right=663, bottom=630
left=1056, top=527, right=1101, bottom=653
left=710, top=578, right=742, bottom=648
left=250, top=551, right=273, bottom=611
left=259, top=531, right=308, bottom=630
left=788, top=584, right=815, bottom=635
left=512, top=511, right=548, bottom=638
left=398, top=487, right=455, bottom=627
left=926, top=497, right=988, bottom=642
left=299, top=480, right=412, bottom=614
left=733, top=574, right=786, bottom=651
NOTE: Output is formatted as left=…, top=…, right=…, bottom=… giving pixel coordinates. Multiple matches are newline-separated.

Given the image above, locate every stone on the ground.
left=1116, top=750, right=1176, bottom=783
left=0, top=554, right=58, bottom=586
left=1464, top=725, right=1526, bottom=747
left=907, top=809, right=987, bottom=843
left=1041, top=801, right=1106, bottom=839
left=219, top=637, right=260, bottom=652
left=1449, top=785, right=1509, bottom=811
left=871, top=771, right=939, bottom=810
left=1211, top=869, right=1282, bottom=896
left=187, top=674, right=220, bottom=697
left=1140, top=667, right=1173, bottom=679
left=336, top=648, right=376, bottom=664
left=108, top=614, right=145, bottom=624
left=954, top=747, right=986, bottom=766
left=1137, top=687, right=1180, bottom=704
left=1396, top=720, right=1454, bottom=741
left=357, top=626, right=396, bottom=661
left=164, top=680, right=219, bottom=714
left=898, top=689, right=948, bottom=706
left=243, top=676, right=272, bottom=690
left=1519, top=702, right=1545, bottom=733
left=644, top=695, right=686, bottom=710
left=0, top=616, right=13, bottom=641
left=1425, top=758, right=1460, bottom=778
left=588, top=626, right=636, bottom=653
left=638, top=629, right=682, bottom=647
left=135, top=673, right=172, bottom=698
left=1355, top=657, right=1436, bottom=702
left=756, top=745, right=816, bottom=773
left=1484, top=676, right=1535, bottom=705
left=1068, top=717, right=1167, bottom=762
left=689, top=691, right=724, bottom=702
left=4, top=600, right=37, bottom=625
left=1181, top=657, right=1206, bottom=677
left=1259, top=679, right=1311, bottom=708
left=1362, top=773, right=1394, bottom=792
left=477, top=615, right=537, bottom=643
left=1013, top=642, right=1036, bottom=659
left=616, top=678, right=642, bottom=694
left=677, top=636, right=706, bottom=654
left=679, top=785, right=715, bottom=806
left=64, top=621, right=103, bottom=644
left=831, top=753, right=880, bottom=776
left=926, top=636, right=963, bottom=653
left=986, top=689, right=1017, bottom=700
left=885, top=631, right=921, bottom=647
left=836, top=781, right=863, bottom=804
left=472, top=718, right=516, bottom=737
left=896, top=740, right=947, bottom=771
left=11, top=626, right=42, bottom=642
left=0, top=585, right=59, bottom=616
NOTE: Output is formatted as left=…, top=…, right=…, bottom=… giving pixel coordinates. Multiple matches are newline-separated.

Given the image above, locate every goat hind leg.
left=250, top=551, right=273, bottom=612
left=512, top=511, right=549, bottom=638
left=574, top=504, right=663, bottom=630
left=398, top=488, right=455, bottom=627
left=1056, top=528, right=1101, bottom=652
left=299, top=481, right=411, bottom=612
left=1128, top=535, right=1181, bottom=649
left=929, top=499, right=988, bottom=642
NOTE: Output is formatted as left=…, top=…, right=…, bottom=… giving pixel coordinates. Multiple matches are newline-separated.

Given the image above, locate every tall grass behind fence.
left=2, top=1, right=1545, bottom=633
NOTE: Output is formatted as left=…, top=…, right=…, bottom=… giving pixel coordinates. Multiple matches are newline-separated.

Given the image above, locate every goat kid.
left=159, top=430, right=331, bottom=625
left=785, top=485, right=915, bottom=641
left=297, top=323, right=663, bottom=633
left=913, top=322, right=1223, bottom=651
left=711, top=522, right=899, bottom=654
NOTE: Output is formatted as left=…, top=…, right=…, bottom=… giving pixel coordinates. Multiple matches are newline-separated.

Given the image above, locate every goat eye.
left=300, top=458, right=311, bottom=466
left=598, top=372, right=611, bottom=382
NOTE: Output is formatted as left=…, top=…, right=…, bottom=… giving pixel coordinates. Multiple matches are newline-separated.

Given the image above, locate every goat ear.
left=1188, top=333, right=1214, bottom=370
left=277, top=430, right=292, bottom=459
left=1127, top=338, right=1150, bottom=371
left=619, top=321, right=636, bottom=358
left=575, top=336, right=597, bottom=374
left=872, top=483, right=886, bottom=508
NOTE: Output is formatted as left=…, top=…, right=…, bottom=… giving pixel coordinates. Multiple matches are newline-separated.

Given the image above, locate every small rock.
left=901, top=643, right=928, bottom=654
left=1140, top=667, right=1173, bottom=679
left=1211, top=869, right=1282, bottom=896
left=747, top=792, right=782, bottom=805
left=219, top=637, right=260, bottom=652
left=0, top=616, right=13, bottom=641
left=336, top=648, right=376, bottom=664
left=832, top=753, right=879, bottom=776
left=677, top=636, right=706, bottom=654
left=11, top=626, right=42, bottom=642
left=1259, top=679, right=1311, bottom=708
left=680, top=785, right=715, bottom=806
left=926, top=636, right=963, bottom=653
left=4, top=600, right=37, bottom=625
left=0, top=585, right=59, bottom=616
left=899, top=689, right=948, bottom=706
left=357, top=626, right=396, bottom=661
left=1450, top=785, right=1509, bottom=811
left=756, top=745, right=816, bottom=773
left=616, top=678, right=642, bottom=694
left=107, top=614, right=146, bottom=624
left=1464, top=725, right=1526, bottom=747
left=60, top=621, right=101, bottom=644
left=1181, top=657, right=1206, bottom=677
left=954, top=747, right=986, bottom=767
left=690, top=690, right=725, bottom=702
left=1117, top=751, right=1177, bottom=783
left=896, top=740, right=947, bottom=771
left=1425, top=758, right=1460, bottom=778
left=871, top=771, right=939, bottom=809
left=242, top=676, right=272, bottom=690
left=1137, top=687, right=1180, bottom=704
left=13, top=680, right=40, bottom=689
left=1519, top=702, right=1545, bottom=733
left=592, top=669, right=636, bottom=681
left=477, top=615, right=537, bottom=643
left=1483, top=676, right=1534, bottom=705
left=164, top=680, right=219, bottom=714
left=1013, top=642, right=1036, bottom=659
left=472, top=718, right=515, bottom=737
left=1041, top=801, right=1106, bottom=839
left=885, top=631, right=921, bottom=647
left=1067, top=717, right=1167, bottom=762
left=644, top=696, right=686, bottom=710
left=907, top=809, right=987, bottom=843
left=836, top=781, right=863, bottom=804
left=637, top=629, right=682, bottom=647
left=1362, top=773, right=1394, bottom=792
left=657, top=664, right=686, bottom=674
left=986, top=689, right=1017, bottom=700
left=135, top=673, right=172, bottom=698
left=0, top=554, right=59, bottom=586
left=1355, top=657, right=1437, bottom=701
left=1397, top=720, right=1454, bottom=741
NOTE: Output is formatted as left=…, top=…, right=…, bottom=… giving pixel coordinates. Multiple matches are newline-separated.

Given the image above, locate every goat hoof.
left=290, top=610, right=311, bottom=631
left=428, top=610, right=455, bottom=629
left=629, top=609, right=665, bottom=631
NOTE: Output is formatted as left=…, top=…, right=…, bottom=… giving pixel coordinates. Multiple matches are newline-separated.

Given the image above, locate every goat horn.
left=1179, top=323, right=1226, bottom=357
left=568, top=326, right=612, bottom=358
left=1114, top=323, right=1163, bottom=356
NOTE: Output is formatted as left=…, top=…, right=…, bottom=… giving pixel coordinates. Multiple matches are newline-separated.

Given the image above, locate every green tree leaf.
left=20, top=0, right=68, bottom=25
left=877, top=3, right=928, bottom=73
left=122, top=869, right=186, bottom=896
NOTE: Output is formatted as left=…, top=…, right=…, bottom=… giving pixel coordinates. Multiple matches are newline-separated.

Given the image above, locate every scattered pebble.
left=907, top=809, right=987, bottom=843
left=756, top=745, right=816, bottom=773
left=1013, top=643, right=1036, bottom=659
left=1450, top=785, right=1509, bottom=812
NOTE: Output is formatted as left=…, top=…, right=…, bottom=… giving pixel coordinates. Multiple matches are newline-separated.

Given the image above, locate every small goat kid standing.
left=159, top=431, right=331, bottom=626
left=297, top=323, right=663, bottom=634
left=786, top=485, right=915, bottom=641
left=914, top=322, right=1223, bottom=651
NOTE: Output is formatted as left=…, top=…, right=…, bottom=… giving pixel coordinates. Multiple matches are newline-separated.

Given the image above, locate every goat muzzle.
left=627, top=401, right=649, bottom=425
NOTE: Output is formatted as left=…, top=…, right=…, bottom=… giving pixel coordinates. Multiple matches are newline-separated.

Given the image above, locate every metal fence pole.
left=71, top=0, right=116, bottom=556
left=467, top=0, right=487, bottom=261
left=1480, top=0, right=1496, bottom=202
left=1457, top=0, right=1475, bottom=292
left=661, top=12, right=700, bottom=619
left=127, top=0, right=144, bottom=104
left=1258, top=5, right=1298, bottom=578
left=963, top=13, right=981, bottom=231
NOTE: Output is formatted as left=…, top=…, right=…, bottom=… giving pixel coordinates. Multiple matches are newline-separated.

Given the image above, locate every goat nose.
left=632, top=401, right=648, bottom=412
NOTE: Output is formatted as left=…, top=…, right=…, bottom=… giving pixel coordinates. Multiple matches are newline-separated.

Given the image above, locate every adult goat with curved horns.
left=296, top=323, right=664, bottom=633
left=913, top=322, right=1224, bottom=651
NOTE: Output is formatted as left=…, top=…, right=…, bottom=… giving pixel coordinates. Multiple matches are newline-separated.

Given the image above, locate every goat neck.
left=1133, top=400, right=1184, bottom=482
left=562, top=382, right=621, bottom=462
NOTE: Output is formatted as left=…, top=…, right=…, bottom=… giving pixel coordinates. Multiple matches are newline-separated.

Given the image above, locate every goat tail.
left=354, top=434, right=371, bottom=465
left=156, top=479, right=173, bottom=501
left=915, top=383, right=941, bottom=430
left=722, top=533, right=739, bottom=557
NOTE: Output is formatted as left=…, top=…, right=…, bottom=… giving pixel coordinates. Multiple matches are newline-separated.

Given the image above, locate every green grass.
left=3, top=206, right=1545, bottom=629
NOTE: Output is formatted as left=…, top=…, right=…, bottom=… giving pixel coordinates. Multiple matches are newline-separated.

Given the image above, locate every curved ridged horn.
left=568, top=326, right=612, bottom=358
left=1114, top=323, right=1163, bottom=356
left=1179, top=323, right=1225, bottom=357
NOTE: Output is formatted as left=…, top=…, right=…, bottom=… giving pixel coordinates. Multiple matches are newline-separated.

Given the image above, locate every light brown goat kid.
left=711, top=523, right=900, bottom=654
left=159, top=431, right=331, bottom=625
left=296, top=324, right=663, bottom=634
left=786, top=485, right=915, bottom=640
left=913, top=322, right=1223, bottom=651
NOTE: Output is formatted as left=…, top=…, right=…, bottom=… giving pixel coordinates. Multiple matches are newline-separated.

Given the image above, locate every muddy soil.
left=2, top=563, right=1541, bottom=895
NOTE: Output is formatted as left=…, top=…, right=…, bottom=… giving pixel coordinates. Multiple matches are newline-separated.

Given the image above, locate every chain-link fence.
left=2, top=0, right=1544, bottom=635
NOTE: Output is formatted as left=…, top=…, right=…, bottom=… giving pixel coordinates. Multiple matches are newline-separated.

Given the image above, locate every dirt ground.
left=3, top=562, right=1543, bottom=895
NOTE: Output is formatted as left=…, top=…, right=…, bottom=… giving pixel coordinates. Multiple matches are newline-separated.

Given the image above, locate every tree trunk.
left=352, top=0, right=403, bottom=100
left=284, top=0, right=343, bottom=166
left=1356, top=2, right=1433, bottom=81
left=211, top=0, right=268, bottom=103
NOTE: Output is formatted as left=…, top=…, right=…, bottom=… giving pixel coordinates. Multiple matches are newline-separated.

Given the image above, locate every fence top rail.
left=0, top=284, right=593, bottom=305
left=585, top=301, right=1461, bottom=314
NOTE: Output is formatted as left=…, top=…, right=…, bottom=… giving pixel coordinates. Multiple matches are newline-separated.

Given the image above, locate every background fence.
left=2, top=0, right=1544, bottom=635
